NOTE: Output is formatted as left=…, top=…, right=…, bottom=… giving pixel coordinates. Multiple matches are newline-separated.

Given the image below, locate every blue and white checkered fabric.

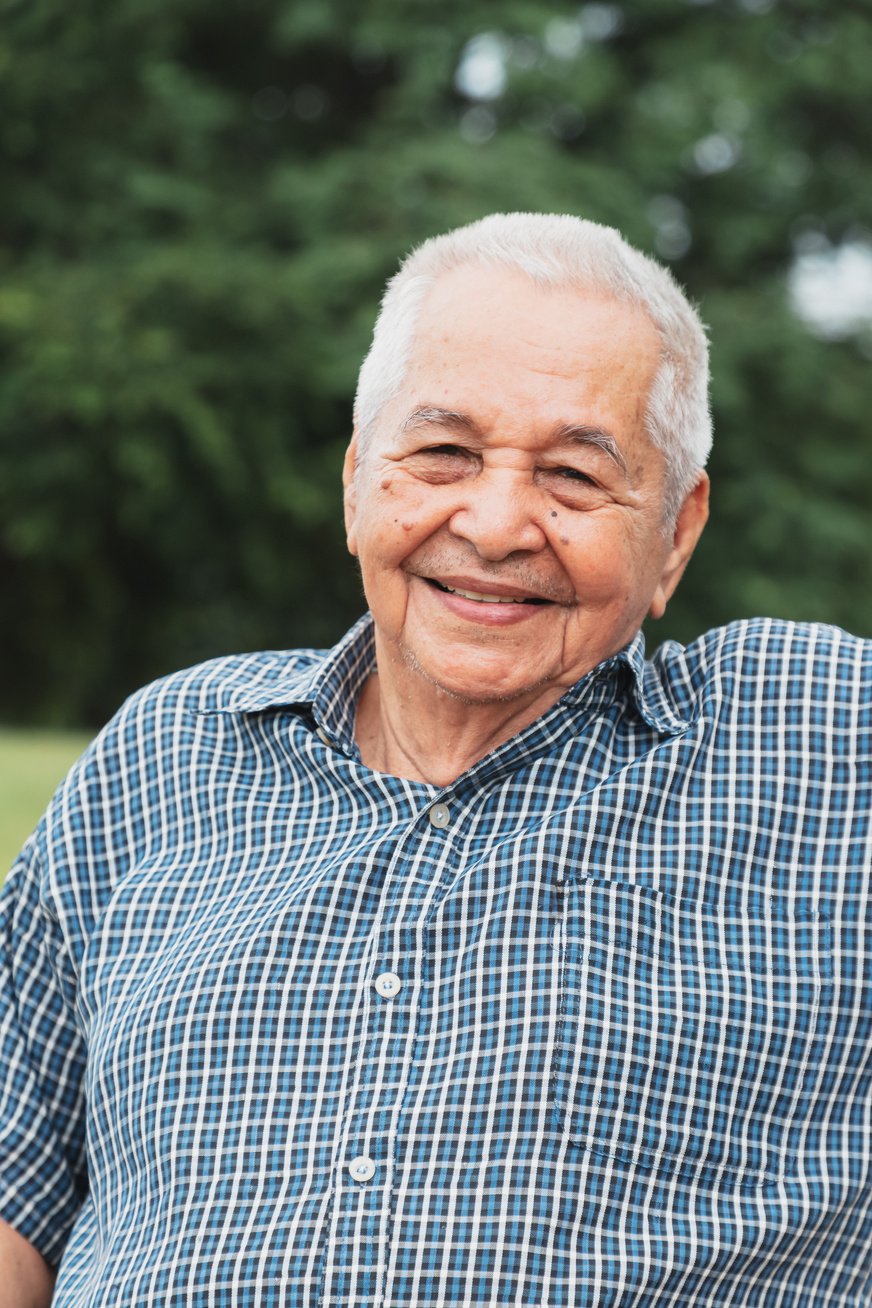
left=1, top=614, right=870, bottom=1306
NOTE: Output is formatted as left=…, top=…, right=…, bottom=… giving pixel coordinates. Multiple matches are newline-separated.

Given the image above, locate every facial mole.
left=380, top=475, right=393, bottom=490
left=560, top=536, right=570, bottom=545
left=550, top=511, right=558, bottom=519
left=402, top=521, right=414, bottom=532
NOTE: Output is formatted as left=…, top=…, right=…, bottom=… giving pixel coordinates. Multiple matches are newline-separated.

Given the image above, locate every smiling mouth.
left=426, top=579, right=549, bottom=605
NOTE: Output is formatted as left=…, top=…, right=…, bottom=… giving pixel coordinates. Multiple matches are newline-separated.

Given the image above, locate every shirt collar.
left=608, top=631, right=694, bottom=735
left=215, top=613, right=692, bottom=749
left=211, top=614, right=376, bottom=753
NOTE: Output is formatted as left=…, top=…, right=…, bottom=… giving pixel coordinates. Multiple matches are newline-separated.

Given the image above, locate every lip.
left=417, top=573, right=553, bottom=603
left=413, top=574, right=554, bottom=627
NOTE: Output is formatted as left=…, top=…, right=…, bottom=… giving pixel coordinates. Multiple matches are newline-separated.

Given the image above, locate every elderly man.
left=1, top=213, right=869, bottom=1307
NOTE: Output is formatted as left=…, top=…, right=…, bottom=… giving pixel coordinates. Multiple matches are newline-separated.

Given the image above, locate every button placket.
left=326, top=801, right=454, bottom=1298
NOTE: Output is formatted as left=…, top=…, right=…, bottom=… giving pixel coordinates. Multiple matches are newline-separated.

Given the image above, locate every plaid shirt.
left=1, top=614, right=870, bottom=1307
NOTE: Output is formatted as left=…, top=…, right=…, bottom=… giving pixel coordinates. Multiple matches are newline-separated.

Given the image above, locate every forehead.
left=396, top=264, right=661, bottom=426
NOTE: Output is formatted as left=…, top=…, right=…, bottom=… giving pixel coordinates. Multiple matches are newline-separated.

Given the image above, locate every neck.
left=354, top=642, right=565, bottom=786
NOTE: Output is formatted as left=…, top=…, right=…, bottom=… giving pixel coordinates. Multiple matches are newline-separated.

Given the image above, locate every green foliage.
left=1, top=0, right=870, bottom=724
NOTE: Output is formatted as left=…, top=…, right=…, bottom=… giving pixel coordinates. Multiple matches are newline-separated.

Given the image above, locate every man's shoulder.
left=32, top=647, right=331, bottom=870
left=122, top=646, right=330, bottom=718
left=689, top=617, right=869, bottom=676
left=62, top=646, right=330, bottom=795
left=650, top=618, right=871, bottom=724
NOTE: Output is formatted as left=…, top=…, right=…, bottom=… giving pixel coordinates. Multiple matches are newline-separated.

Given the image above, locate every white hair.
left=353, top=212, right=711, bottom=522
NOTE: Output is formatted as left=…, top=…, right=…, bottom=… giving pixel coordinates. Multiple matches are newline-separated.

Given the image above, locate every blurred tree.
left=0, top=0, right=870, bottom=724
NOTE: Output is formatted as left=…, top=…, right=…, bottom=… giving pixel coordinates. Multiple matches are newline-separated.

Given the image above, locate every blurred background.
left=1, top=0, right=871, bottom=863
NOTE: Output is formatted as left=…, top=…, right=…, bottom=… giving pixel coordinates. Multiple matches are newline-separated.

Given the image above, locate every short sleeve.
left=0, top=830, right=88, bottom=1266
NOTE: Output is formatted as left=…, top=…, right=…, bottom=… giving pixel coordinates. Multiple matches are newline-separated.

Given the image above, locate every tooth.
left=448, top=586, right=524, bottom=604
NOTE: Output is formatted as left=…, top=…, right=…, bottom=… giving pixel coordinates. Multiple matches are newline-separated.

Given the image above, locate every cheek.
left=551, top=516, right=641, bottom=597
left=371, top=471, right=430, bottom=516
left=387, top=480, right=459, bottom=541
left=356, top=479, right=443, bottom=564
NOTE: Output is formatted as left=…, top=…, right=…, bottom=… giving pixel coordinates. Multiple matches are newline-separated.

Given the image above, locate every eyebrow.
left=553, top=423, right=628, bottom=474
left=400, top=406, right=480, bottom=436
left=400, top=407, right=628, bottom=473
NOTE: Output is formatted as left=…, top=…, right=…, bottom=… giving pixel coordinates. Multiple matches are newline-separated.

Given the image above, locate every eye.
left=419, top=443, right=471, bottom=458
left=535, top=464, right=604, bottom=507
left=406, top=442, right=477, bottom=483
left=552, top=466, right=595, bottom=484
left=539, top=465, right=598, bottom=488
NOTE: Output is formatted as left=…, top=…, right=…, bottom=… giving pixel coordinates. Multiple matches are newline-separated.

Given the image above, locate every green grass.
left=0, top=728, right=92, bottom=879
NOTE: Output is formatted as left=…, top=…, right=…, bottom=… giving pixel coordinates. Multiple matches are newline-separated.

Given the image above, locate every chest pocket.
left=551, top=877, right=833, bottom=1185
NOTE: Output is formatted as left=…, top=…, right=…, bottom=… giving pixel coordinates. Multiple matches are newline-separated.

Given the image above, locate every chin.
left=402, top=644, right=549, bottom=706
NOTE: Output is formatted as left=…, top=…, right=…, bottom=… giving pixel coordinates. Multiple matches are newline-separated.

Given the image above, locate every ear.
left=342, top=433, right=360, bottom=557
left=647, top=473, right=710, bottom=620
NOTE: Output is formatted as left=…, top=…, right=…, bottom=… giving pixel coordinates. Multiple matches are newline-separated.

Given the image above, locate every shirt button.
left=348, top=1155, right=376, bottom=1183
left=429, top=802, right=451, bottom=829
left=374, top=971, right=402, bottom=999
left=316, top=726, right=331, bottom=746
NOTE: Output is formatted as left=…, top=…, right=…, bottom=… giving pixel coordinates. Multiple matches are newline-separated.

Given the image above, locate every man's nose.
left=447, top=471, right=547, bottom=561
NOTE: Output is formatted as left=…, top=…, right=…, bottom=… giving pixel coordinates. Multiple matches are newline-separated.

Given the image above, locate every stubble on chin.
left=395, top=636, right=557, bottom=708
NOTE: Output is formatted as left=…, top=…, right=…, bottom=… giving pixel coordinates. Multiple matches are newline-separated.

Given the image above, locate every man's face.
left=344, top=265, right=707, bottom=706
